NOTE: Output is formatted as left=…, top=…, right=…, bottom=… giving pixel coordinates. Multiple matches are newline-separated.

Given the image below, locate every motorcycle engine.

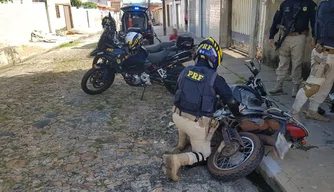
left=125, top=72, right=151, bottom=86
left=125, top=74, right=141, bottom=85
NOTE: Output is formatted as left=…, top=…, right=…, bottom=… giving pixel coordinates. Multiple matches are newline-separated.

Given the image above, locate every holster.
left=198, top=116, right=219, bottom=141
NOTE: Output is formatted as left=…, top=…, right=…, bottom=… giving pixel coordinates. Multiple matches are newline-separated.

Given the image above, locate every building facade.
left=182, top=0, right=323, bottom=74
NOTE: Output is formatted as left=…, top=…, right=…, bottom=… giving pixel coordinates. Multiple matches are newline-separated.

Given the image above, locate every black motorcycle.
left=81, top=18, right=196, bottom=97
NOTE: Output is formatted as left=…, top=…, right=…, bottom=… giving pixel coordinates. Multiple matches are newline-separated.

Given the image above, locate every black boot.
left=318, top=107, right=326, bottom=115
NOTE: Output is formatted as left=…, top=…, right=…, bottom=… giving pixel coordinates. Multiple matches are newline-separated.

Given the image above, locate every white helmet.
left=125, top=32, right=143, bottom=52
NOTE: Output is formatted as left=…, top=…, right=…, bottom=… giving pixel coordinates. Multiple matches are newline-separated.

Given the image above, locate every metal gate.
left=231, top=0, right=253, bottom=52
left=200, top=0, right=209, bottom=38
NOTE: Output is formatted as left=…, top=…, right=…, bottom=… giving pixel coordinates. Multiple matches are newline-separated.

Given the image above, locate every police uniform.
left=290, top=0, right=334, bottom=122
left=269, top=0, right=317, bottom=97
left=165, top=59, right=240, bottom=181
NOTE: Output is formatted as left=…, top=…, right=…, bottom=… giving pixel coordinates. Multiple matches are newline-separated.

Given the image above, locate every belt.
left=316, top=44, right=334, bottom=54
left=173, top=106, right=198, bottom=122
left=324, top=48, right=334, bottom=54
left=288, top=31, right=308, bottom=36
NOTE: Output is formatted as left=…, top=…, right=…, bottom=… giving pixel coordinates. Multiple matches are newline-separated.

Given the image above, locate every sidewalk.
left=154, top=27, right=334, bottom=192
left=0, top=28, right=101, bottom=68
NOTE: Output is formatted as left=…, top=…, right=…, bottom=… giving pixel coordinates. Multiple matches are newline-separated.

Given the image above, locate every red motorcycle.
left=207, top=60, right=309, bottom=182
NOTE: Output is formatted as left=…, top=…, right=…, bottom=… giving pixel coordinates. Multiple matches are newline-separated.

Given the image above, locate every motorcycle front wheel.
left=207, top=132, right=264, bottom=182
left=81, top=68, right=115, bottom=95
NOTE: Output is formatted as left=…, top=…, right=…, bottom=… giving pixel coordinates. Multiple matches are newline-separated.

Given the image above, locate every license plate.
left=274, top=132, right=292, bottom=160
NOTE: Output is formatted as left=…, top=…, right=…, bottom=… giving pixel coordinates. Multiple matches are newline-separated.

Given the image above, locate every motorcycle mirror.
left=250, top=61, right=255, bottom=68
left=154, top=33, right=162, bottom=43
left=245, top=63, right=252, bottom=71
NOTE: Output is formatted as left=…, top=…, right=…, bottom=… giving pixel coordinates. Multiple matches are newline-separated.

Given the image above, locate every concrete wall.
left=46, top=0, right=71, bottom=33
left=152, top=9, right=163, bottom=25
left=72, top=8, right=120, bottom=30
left=0, top=2, right=49, bottom=45
left=188, top=0, right=197, bottom=35
left=188, top=0, right=221, bottom=40
left=167, top=0, right=186, bottom=31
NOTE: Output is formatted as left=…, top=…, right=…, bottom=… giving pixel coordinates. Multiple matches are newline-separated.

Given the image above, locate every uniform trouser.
left=277, top=35, right=306, bottom=85
left=172, top=113, right=214, bottom=165
left=292, top=49, right=334, bottom=112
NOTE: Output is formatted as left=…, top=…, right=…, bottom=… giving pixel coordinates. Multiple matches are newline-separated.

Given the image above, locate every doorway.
left=63, top=5, right=73, bottom=30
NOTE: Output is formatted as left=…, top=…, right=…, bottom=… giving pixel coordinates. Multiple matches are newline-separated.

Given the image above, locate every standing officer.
left=289, top=0, right=334, bottom=122
left=164, top=38, right=241, bottom=181
left=268, top=0, right=317, bottom=97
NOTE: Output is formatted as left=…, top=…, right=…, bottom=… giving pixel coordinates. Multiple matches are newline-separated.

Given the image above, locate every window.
left=55, top=5, right=60, bottom=18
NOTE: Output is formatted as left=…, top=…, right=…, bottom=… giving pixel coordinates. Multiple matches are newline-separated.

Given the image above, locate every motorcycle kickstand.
left=140, top=85, right=147, bottom=101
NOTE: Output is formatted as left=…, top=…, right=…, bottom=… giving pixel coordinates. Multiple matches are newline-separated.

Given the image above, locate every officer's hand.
left=311, top=38, right=316, bottom=48
left=268, top=39, right=274, bottom=48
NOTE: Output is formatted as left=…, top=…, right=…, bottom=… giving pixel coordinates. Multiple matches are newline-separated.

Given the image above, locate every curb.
left=257, top=154, right=303, bottom=192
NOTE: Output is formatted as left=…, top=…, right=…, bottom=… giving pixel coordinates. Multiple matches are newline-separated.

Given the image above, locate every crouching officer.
left=268, top=0, right=317, bottom=97
left=289, top=0, right=334, bottom=122
left=165, top=38, right=241, bottom=181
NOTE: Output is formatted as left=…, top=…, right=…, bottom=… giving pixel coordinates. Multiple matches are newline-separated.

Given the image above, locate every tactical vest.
left=316, top=1, right=334, bottom=47
left=174, top=66, right=217, bottom=117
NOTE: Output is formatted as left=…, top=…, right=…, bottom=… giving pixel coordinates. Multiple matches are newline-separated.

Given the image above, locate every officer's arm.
left=214, top=76, right=240, bottom=115
left=310, top=2, right=317, bottom=38
left=269, top=2, right=285, bottom=39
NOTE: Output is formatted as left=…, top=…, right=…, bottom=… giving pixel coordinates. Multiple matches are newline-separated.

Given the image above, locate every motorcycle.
left=81, top=15, right=196, bottom=98
left=207, top=60, right=309, bottom=182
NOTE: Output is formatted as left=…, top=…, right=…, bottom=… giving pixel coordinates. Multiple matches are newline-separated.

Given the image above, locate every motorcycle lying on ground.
left=81, top=19, right=196, bottom=97
left=207, top=60, right=309, bottom=182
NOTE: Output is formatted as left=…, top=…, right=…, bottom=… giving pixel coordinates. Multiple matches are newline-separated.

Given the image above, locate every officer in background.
left=289, top=0, right=334, bottom=122
left=268, top=0, right=317, bottom=97
left=164, top=38, right=241, bottom=181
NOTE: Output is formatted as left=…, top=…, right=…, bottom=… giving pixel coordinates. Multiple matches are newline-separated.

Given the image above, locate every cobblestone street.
left=0, top=35, right=260, bottom=192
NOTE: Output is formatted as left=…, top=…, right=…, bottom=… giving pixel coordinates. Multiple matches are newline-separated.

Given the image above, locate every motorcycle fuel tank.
left=231, top=85, right=263, bottom=107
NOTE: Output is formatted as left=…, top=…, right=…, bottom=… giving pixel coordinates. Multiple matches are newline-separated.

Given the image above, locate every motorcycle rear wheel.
left=207, top=132, right=264, bottom=182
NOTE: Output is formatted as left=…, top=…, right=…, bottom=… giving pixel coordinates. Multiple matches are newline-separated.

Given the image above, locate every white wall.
left=71, top=8, right=120, bottom=30
left=152, top=9, right=163, bottom=25
left=0, top=2, right=49, bottom=45
left=188, top=0, right=221, bottom=41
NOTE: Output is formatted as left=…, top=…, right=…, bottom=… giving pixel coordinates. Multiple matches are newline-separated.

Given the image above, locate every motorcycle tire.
left=81, top=68, right=115, bottom=95
left=207, top=132, right=264, bottom=182
left=164, top=65, right=185, bottom=95
left=318, top=107, right=326, bottom=115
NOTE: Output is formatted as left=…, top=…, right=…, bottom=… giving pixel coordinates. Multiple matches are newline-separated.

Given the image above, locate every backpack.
left=315, top=1, right=334, bottom=42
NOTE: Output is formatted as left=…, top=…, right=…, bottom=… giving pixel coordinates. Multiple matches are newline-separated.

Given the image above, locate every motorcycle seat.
left=240, top=106, right=266, bottom=116
left=147, top=50, right=173, bottom=64
left=246, top=106, right=266, bottom=112
left=144, top=42, right=175, bottom=53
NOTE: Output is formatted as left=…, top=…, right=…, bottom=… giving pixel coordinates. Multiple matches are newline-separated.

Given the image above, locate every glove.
left=227, top=98, right=241, bottom=116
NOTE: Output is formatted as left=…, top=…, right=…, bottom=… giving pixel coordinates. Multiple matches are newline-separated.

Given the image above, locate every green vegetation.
left=82, top=2, right=98, bottom=9
left=70, top=0, right=82, bottom=8
left=58, top=41, right=81, bottom=49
